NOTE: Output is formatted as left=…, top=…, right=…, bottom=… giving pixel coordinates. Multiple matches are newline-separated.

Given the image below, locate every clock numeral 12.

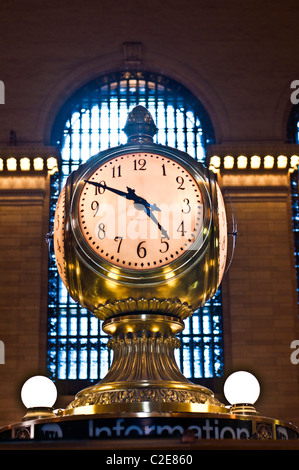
left=134, top=159, right=146, bottom=170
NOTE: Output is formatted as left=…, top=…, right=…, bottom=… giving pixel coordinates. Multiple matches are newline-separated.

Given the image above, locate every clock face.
left=77, top=152, right=205, bottom=270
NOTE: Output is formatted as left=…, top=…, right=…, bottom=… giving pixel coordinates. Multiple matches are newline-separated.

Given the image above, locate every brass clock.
left=53, top=106, right=228, bottom=414
left=54, top=105, right=227, bottom=319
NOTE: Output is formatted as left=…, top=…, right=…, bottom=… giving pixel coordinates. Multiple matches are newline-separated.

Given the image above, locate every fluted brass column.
left=66, top=313, right=227, bottom=415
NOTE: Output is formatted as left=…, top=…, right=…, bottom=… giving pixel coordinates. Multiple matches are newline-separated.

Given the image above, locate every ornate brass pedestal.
left=66, top=313, right=227, bottom=415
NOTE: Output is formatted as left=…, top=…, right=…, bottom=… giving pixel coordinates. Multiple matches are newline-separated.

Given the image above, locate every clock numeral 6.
left=137, top=240, right=146, bottom=258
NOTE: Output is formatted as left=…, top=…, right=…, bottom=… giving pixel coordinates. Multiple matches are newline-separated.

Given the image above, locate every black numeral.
left=159, top=239, right=169, bottom=253
left=112, top=165, right=121, bottom=178
left=133, top=159, right=146, bottom=170
left=91, top=200, right=100, bottom=216
left=162, top=164, right=166, bottom=176
left=177, top=221, right=186, bottom=236
left=182, top=198, right=191, bottom=214
left=114, top=236, right=123, bottom=253
left=95, top=180, right=106, bottom=195
left=137, top=240, right=147, bottom=258
left=176, top=176, right=185, bottom=190
left=97, top=223, right=106, bottom=239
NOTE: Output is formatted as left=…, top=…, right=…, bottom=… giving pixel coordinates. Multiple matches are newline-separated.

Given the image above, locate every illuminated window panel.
left=291, top=155, right=299, bottom=168
left=7, top=157, right=17, bottom=171
left=47, top=157, right=58, bottom=173
left=264, top=155, right=274, bottom=169
left=223, top=155, right=234, bottom=169
left=277, top=155, right=288, bottom=169
left=250, top=155, right=261, bottom=169
left=237, top=155, right=247, bottom=169
left=33, top=157, right=44, bottom=171
left=48, top=70, right=223, bottom=387
left=20, top=157, right=30, bottom=171
left=209, top=155, right=221, bottom=171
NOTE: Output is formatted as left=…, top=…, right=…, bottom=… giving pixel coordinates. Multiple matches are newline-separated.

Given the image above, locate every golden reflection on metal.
left=66, top=314, right=227, bottom=415
left=229, top=404, right=259, bottom=416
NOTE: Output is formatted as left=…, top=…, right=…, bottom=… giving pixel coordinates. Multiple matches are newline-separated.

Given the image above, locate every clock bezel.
left=69, top=143, right=213, bottom=285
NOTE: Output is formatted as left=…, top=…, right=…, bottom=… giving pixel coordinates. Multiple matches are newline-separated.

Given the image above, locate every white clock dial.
left=78, top=152, right=204, bottom=270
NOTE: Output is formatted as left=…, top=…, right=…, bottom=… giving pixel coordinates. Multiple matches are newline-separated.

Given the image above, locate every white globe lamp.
left=21, top=375, right=57, bottom=420
left=224, top=371, right=260, bottom=415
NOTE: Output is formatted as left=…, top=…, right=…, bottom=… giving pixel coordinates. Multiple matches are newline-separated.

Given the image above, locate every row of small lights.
left=1, top=154, right=298, bottom=173
left=209, top=154, right=299, bottom=171
left=0, top=156, right=59, bottom=174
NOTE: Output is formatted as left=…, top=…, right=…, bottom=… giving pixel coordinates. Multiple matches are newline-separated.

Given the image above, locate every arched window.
left=287, top=105, right=299, bottom=303
left=47, top=70, right=223, bottom=393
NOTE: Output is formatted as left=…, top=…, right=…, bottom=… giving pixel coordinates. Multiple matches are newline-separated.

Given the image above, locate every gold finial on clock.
left=123, top=105, right=157, bottom=143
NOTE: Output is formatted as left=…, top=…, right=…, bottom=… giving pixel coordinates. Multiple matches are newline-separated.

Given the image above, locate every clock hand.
left=84, top=180, right=129, bottom=199
left=144, top=206, right=169, bottom=240
left=85, top=180, right=169, bottom=238
left=126, top=187, right=161, bottom=212
left=120, top=186, right=169, bottom=238
left=84, top=180, right=161, bottom=212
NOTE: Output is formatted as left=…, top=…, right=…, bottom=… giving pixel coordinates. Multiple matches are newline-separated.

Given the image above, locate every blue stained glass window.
left=287, top=106, right=299, bottom=307
left=291, top=170, right=299, bottom=304
left=47, top=70, right=223, bottom=388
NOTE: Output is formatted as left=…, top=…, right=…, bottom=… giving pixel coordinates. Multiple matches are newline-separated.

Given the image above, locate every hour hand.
left=126, top=187, right=161, bottom=212
left=84, top=180, right=129, bottom=199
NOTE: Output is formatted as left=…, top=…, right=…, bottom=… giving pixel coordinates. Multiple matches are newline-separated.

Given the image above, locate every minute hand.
left=85, top=180, right=159, bottom=211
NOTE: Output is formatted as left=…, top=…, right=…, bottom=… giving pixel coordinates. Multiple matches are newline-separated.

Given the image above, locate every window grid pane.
left=291, top=169, right=299, bottom=304
left=47, top=70, right=223, bottom=383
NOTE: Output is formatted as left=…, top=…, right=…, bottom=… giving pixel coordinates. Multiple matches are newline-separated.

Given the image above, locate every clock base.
left=65, top=313, right=227, bottom=415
